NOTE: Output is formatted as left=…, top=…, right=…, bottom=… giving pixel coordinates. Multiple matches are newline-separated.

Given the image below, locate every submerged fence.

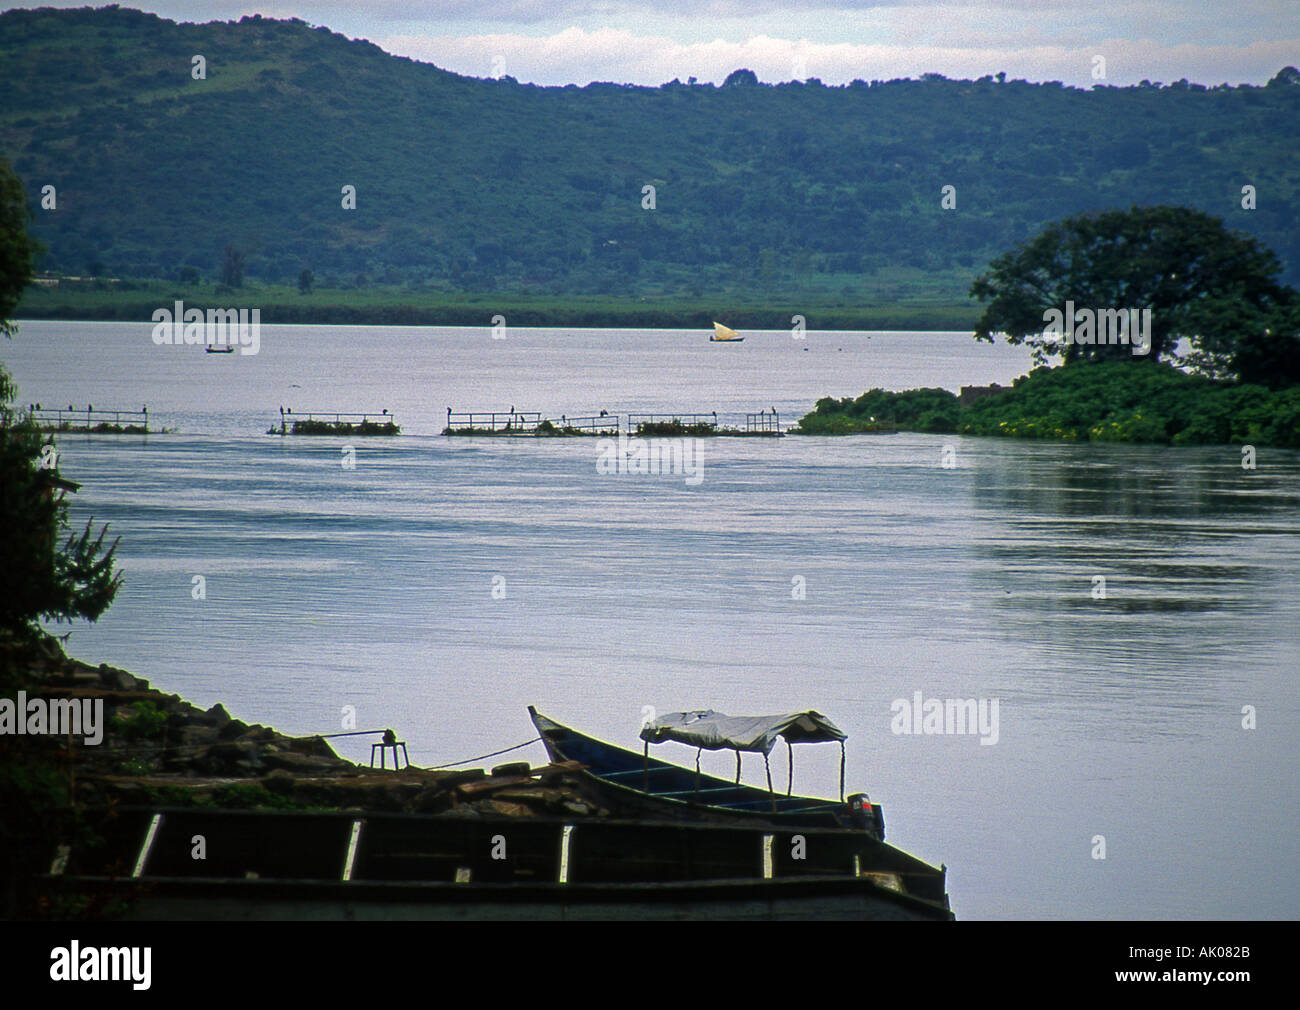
left=28, top=406, right=150, bottom=431
left=444, top=408, right=782, bottom=436
left=445, top=409, right=543, bottom=433
left=272, top=408, right=398, bottom=435
left=746, top=410, right=781, bottom=433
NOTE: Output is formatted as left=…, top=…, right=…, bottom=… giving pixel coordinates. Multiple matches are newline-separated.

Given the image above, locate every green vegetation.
left=960, top=362, right=1300, bottom=446
left=444, top=421, right=614, bottom=436
left=0, top=158, right=122, bottom=637
left=972, top=206, right=1300, bottom=386
left=271, top=418, right=400, bottom=435
left=2, top=7, right=1298, bottom=310
left=38, top=421, right=149, bottom=434
left=797, top=362, right=1300, bottom=447
left=635, top=420, right=717, bottom=436
left=793, top=389, right=949, bottom=433
left=1, top=154, right=126, bottom=918
left=786, top=205, right=1300, bottom=448
left=16, top=273, right=978, bottom=329
left=111, top=700, right=168, bottom=742
left=0, top=146, right=40, bottom=338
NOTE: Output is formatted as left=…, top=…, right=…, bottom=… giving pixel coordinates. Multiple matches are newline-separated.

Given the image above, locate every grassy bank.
left=16, top=276, right=980, bottom=331
left=794, top=361, right=1300, bottom=448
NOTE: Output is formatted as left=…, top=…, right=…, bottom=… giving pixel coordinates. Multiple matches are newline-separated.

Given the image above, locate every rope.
left=428, top=737, right=544, bottom=769
left=311, top=729, right=391, bottom=739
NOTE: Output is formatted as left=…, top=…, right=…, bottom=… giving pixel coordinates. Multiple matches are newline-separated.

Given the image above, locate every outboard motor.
left=847, top=792, right=885, bottom=839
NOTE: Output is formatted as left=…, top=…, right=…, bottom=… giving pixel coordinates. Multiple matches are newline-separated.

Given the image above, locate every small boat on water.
left=205, top=344, right=236, bottom=354
left=529, top=706, right=885, bottom=836
left=710, top=321, right=744, bottom=342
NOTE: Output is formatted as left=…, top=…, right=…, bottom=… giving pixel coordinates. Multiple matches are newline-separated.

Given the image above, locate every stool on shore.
left=370, top=729, right=409, bottom=770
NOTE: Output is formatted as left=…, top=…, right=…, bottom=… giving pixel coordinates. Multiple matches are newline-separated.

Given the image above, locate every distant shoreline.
left=16, top=287, right=980, bottom=332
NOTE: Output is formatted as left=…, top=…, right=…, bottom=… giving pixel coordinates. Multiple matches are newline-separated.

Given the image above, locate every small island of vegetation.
left=796, top=206, right=1300, bottom=448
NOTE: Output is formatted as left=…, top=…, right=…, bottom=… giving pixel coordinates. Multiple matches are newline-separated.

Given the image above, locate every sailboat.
left=710, top=321, right=744, bottom=343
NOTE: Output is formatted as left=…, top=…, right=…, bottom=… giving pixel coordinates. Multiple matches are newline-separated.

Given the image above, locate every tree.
left=219, top=244, right=245, bottom=288
left=0, top=387, right=123, bottom=635
left=297, top=267, right=314, bottom=294
left=722, top=68, right=758, bottom=87
left=971, top=205, right=1299, bottom=386
left=0, top=159, right=42, bottom=339
left=0, top=157, right=121, bottom=637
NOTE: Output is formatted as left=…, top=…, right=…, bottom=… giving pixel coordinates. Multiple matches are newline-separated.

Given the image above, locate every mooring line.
left=428, top=737, right=544, bottom=769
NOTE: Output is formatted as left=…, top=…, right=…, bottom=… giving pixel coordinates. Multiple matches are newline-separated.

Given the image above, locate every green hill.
left=2, top=5, right=1298, bottom=307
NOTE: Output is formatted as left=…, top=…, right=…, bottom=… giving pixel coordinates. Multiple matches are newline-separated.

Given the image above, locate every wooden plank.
left=132, top=813, right=163, bottom=878
left=342, top=819, right=363, bottom=881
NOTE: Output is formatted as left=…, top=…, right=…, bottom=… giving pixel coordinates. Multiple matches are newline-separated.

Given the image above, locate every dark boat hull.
left=52, top=805, right=953, bottom=920
left=95, top=875, right=944, bottom=921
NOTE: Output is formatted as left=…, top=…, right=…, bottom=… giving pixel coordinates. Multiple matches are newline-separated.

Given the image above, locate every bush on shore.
left=796, top=361, right=1300, bottom=447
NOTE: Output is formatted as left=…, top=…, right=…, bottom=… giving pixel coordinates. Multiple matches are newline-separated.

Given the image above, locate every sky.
left=12, top=1, right=1300, bottom=87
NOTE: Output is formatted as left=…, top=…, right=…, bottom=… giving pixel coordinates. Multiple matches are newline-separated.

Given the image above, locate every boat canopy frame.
left=638, top=710, right=848, bottom=805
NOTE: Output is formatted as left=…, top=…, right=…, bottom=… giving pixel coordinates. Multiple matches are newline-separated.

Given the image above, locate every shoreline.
left=14, top=296, right=980, bottom=333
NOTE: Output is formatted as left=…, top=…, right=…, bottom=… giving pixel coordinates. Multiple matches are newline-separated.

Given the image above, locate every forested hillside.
left=2, top=5, right=1297, bottom=303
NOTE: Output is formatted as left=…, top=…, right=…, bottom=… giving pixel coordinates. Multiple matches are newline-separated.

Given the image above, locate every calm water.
left=5, top=320, right=1299, bottom=920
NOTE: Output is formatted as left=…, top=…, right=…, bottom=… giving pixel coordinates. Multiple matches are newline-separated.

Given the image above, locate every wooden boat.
left=529, top=706, right=885, bottom=836
left=205, top=344, right=236, bottom=354
left=710, top=321, right=744, bottom=342
left=56, top=805, right=953, bottom=920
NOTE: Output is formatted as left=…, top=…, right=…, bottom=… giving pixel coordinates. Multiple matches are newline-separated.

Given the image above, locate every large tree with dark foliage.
left=971, top=206, right=1300, bottom=387
left=0, top=157, right=121, bottom=637
left=0, top=154, right=40, bottom=339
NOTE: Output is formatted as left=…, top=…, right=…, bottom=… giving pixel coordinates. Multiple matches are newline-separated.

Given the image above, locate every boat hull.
left=529, top=707, right=883, bottom=835
left=54, top=805, right=953, bottom=920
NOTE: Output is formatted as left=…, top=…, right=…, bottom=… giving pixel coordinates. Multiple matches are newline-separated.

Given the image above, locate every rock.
left=206, top=704, right=232, bottom=727
left=561, top=797, right=597, bottom=816
left=286, top=734, right=337, bottom=758
left=491, top=761, right=532, bottom=777
left=99, top=666, right=141, bottom=691
left=178, top=725, right=220, bottom=748
left=261, top=749, right=346, bottom=775
left=538, top=760, right=584, bottom=784
left=262, top=769, right=296, bottom=795
left=481, top=800, right=534, bottom=817
left=439, top=768, right=487, bottom=787
left=414, top=786, right=450, bottom=813
left=217, top=720, right=248, bottom=742
left=198, top=740, right=264, bottom=775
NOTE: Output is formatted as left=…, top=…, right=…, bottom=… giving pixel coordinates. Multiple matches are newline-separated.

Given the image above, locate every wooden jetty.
left=27, top=405, right=150, bottom=434
left=53, top=806, right=954, bottom=921
left=269, top=408, right=400, bottom=436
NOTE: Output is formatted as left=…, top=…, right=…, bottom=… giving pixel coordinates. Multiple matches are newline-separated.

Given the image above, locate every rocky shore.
left=0, top=631, right=604, bottom=820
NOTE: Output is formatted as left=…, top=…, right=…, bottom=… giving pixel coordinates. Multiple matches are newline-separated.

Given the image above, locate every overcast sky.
left=15, top=1, right=1300, bottom=87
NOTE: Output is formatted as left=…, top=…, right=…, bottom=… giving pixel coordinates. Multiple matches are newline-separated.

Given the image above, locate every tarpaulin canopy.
left=639, top=710, right=847, bottom=756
